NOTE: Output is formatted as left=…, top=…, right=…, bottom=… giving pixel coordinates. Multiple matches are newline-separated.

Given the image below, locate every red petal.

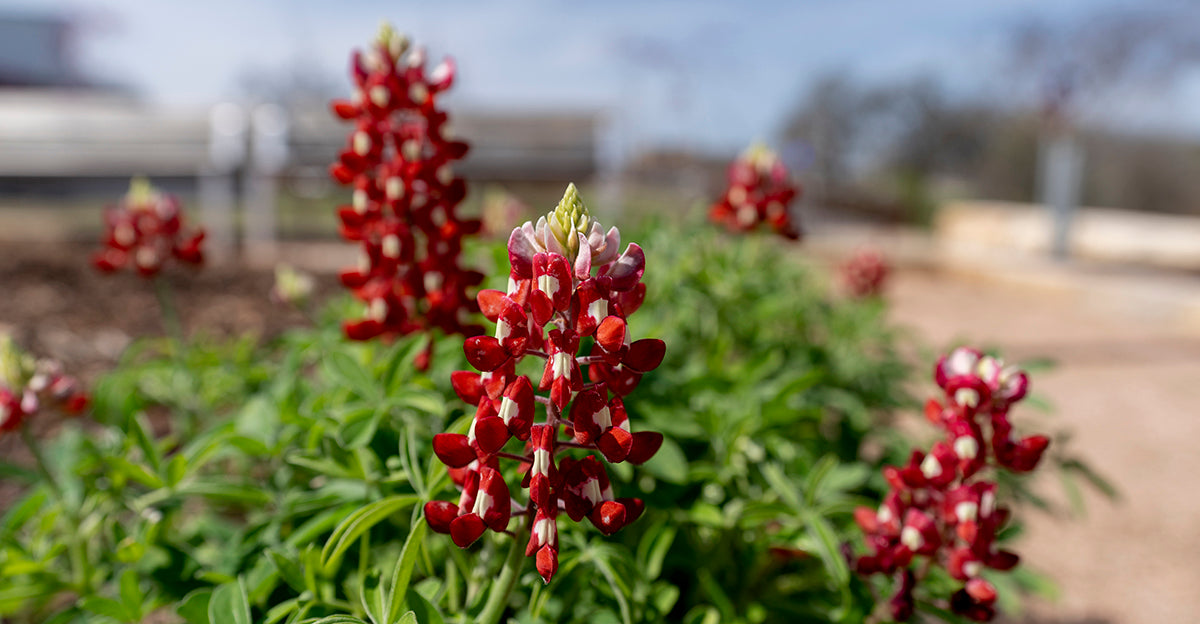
left=618, top=497, right=644, bottom=524
left=530, top=291, right=554, bottom=326
left=595, top=316, right=626, bottom=354
left=451, top=371, right=484, bottom=405
left=987, top=550, right=1020, bottom=571
left=535, top=545, right=558, bottom=583
left=613, top=283, right=646, bottom=316
left=473, top=416, right=510, bottom=457
left=590, top=500, right=628, bottom=535
left=424, top=501, right=459, bottom=534
left=449, top=514, right=486, bottom=548
left=502, top=376, right=535, bottom=440
left=569, top=390, right=607, bottom=445
left=331, top=99, right=360, bottom=119
left=433, top=433, right=476, bottom=468
left=965, top=578, right=997, bottom=605
left=464, top=336, right=509, bottom=372
left=550, top=376, right=572, bottom=411
left=626, top=431, right=663, bottom=465
left=476, top=289, right=508, bottom=321
left=622, top=339, right=665, bottom=373
left=597, top=428, right=634, bottom=463
left=598, top=243, right=645, bottom=291
left=330, top=162, right=355, bottom=184
left=507, top=229, right=536, bottom=278
left=343, top=319, right=383, bottom=341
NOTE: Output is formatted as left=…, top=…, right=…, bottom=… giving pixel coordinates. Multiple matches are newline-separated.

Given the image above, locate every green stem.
left=20, top=426, right=91, bottom=593
left=358, top=531, right=371, bottom=588
left=478, top=532, right=527, bottom=624
left=20, top=426, right=63, bottom=501
left=154, top=276, right=203, bottom=436
left=153, top=276, right=184, bottom=344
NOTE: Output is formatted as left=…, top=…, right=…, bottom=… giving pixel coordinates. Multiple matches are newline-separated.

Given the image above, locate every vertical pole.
left=200, top=102, right=247, bottom=264
left=1039, top=130, right=1084, bottom=260
left=245, top=103, right=290, bottom=267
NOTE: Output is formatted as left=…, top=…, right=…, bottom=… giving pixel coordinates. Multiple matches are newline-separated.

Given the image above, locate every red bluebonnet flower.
left=329, top=25, right=484, bottom=364
left=709, top=144, right=802, bottom=240
left=92, top=178, right=205, bottom=277
left=0, top=336, right=88, bottom=433
left=840, top=248, right=890, bottom=298
left=426, top=184, right=664, bottom=583
left=852, top=348, right=1046, bottom=622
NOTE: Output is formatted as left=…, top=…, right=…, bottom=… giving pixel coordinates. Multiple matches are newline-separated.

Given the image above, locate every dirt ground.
left=0, top=241, right=1194, bottom=623
left=885, top=269, right=1200, bottom=624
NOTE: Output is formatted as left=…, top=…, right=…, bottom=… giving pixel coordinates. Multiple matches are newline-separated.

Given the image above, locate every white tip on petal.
left=900, top=526, right=923, bottom=551
left=920, top=453, right=943, bottom=479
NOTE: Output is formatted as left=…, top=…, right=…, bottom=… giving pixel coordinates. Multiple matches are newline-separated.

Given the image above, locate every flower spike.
left=429, top=184, right=664, bottom=572
left=851, top=348, right=1049, bottom=622
left=330, top=25, right=484, bottom=366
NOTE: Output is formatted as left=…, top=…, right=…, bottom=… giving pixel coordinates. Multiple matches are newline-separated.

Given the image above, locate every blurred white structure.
left=199, top=102, right=247, bottom=263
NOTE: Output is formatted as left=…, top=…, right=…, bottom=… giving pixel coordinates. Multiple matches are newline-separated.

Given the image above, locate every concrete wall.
left=937, top=200, right=1200, bottom=270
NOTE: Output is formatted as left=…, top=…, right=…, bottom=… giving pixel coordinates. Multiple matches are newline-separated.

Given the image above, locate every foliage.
left=0, top=221, right=1101, bottom=623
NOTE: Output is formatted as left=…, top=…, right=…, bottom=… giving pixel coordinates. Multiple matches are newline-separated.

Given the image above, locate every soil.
left=0, top=242, right=341, bottom=381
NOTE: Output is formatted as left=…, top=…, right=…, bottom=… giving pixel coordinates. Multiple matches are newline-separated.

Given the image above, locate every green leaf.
left=177, top=480, right=272, bottom=506
left=1, top=490, right=47, bottom=536
left=640, top=437, right=688, bottom=484
left=109, top=457, right=165, bottom=489
left=176, top=589, right=213, bottom=624
left=208, top=579, right=252, bottom=624
left=166, top=453, right=188, bottom=488
left=128, top=413, right=163, bottom=473
left=323, top=350, right=378, bottom=398
left=636, top=523, right=676, bottom=581
left=388, top=390, right=446, bottom=418
left=321, top=495, right=420, bottom=572
left=263, top=598, right=300, bottom=624
left=396, top=612, right=418, bottom=624
left=386, top=520, right=427, bottom=623
left=761, top=463, right=803, bottom=512
left=267, top=549, right=308, bottom=594
left=340, top=409, right=383, bottom=449
left=236, top=394, right=281, bottom=446
left=80, top=596, right=132, bottom=622
left=287, top=455, right=358, bottom=480
left=403, top=588, right=442, bottom=624
left=802, top=454, right=838, bottom=506
left=361, top=571, right=387, bottom=624
left=119, top=569, right=142, bottom=621
left=803, top=511, right=850, bottom=586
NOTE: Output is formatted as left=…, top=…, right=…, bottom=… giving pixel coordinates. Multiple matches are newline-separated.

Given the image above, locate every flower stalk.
left=426, top=184, right=665, bottom=586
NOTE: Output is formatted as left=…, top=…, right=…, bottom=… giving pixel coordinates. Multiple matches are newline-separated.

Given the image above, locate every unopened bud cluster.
left=330, top=25, right=484, bottom=361
left=425, top=184, right=665, bottom=583
left=0, top=336, right=88, bottom=433
left=852, top=348, right=1049, bottom=622
left=92, top=178, right=205, bottom=277
left=709, top=144, right=802, bottom=240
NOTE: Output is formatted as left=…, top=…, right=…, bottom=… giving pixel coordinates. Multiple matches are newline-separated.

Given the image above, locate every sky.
left=0, top=0, right=1191, bottom=156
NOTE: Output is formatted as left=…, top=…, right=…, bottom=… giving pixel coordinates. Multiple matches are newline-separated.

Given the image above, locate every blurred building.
left=0, top=10, right=603, bottom=202
left=0, top=13, right=86, bottom=88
